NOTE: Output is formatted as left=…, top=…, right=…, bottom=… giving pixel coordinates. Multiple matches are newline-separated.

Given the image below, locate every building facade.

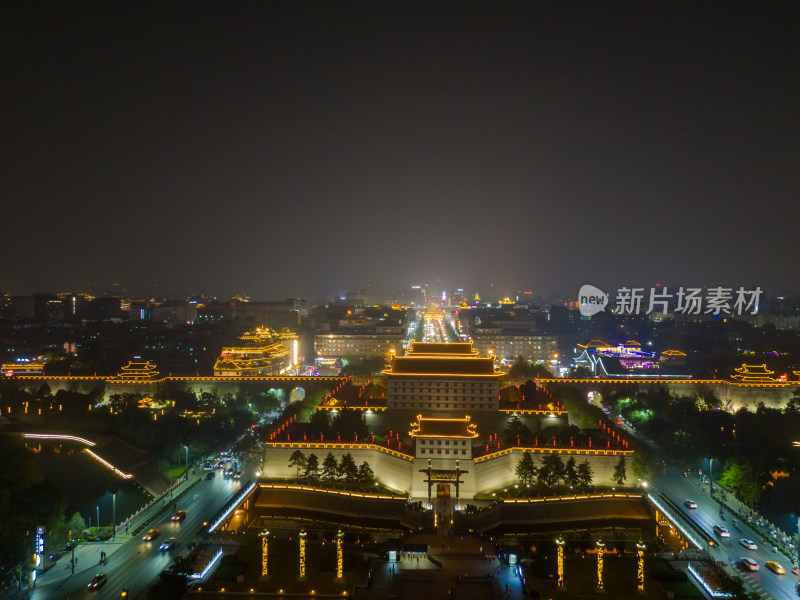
left=384, top=341, right=501, bottom=411
left=471, top=330, right=558, bottom=363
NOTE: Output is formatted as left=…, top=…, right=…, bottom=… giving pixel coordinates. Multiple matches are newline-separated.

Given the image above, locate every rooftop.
left=406, top=341, right=478, bottom=356
left=409, top=415, right=479, bottom=438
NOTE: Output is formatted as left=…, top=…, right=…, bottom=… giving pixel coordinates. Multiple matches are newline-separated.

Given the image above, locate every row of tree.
left=515, top=451, right=628, bottom=488
left=288, top=451, right=374, bottom=489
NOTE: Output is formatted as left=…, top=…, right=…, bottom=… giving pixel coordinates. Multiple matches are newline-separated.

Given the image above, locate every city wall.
left=14, top=375, right=798, bottom=411
left=263, top=443, right=632, bottom=500
left=263, top=442, right=414, bottom=495
left=538, top=379, right=797, bottom=411
left=472, top=447, right=630, bottom=496
left=13, top=375, right=343, bottom=402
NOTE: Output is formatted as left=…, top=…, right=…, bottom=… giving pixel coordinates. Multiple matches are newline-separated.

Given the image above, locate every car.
left=159, top=537, right=177, bottom=551
left=87, top=574, right=107, bottom=589
left=171, top=510, right=186, bottom=521
left=740, top=557, right=759, bottom=571
left=142, top=528, right=160, bottom=541
left=739, top=539, right=758, bottom=550
left=713, top=525, right=730, bottom=538
left=684, top=499, right=698, bottom=509
left=205, top=471, right=215, bottom=479
left=765, top=561, right=785, bottom=574
left=233, top=472, right=242, bottom=480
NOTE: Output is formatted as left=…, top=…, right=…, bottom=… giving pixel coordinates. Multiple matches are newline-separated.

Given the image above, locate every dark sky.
left=2, top=2, right=798, bottom=300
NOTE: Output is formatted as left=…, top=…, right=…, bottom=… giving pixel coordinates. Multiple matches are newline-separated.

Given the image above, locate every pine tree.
left=613, top=455, right=627, bottom=486
left=338, top=453, right=359, bottom=486
left=515, top=451, right=538, bottom=486
left=288, top=450, right=307, bottom=482
left=357, top=461, right=374, bottom=488
left=538, top=453, right=565, bottom=488
left=576, top=459, right=594, bottom=487
left=303, top=453, right=320, bottom=482
left=322, top=452, right=339, bottom=482
left=564, top=457, right=578, bottom=486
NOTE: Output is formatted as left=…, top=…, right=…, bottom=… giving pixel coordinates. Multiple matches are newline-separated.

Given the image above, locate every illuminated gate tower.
left=384, top=341, right=503, bottom=412
left=410, top=415, right=478, bottom=507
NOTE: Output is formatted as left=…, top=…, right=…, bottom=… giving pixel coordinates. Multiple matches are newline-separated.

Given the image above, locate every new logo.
left=578, top=284, right=608, bottom=317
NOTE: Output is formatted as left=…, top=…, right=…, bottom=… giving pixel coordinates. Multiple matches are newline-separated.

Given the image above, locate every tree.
left=576, top=460, right=594, bottom=487
left=357, top=461, right=374, bottom=488
left=719, top=457, right=761, bottom=505
left=303, top=453, right=320, bottom=482
left=321, top=452, right=339, bottom=482
left=564, top=457, right=579, bottom=486
left=568, top=366, right=594, bottom=379
left=67, top=511, right=87, bottom=538
left=331, top=409, right=369, bottom=441
left=508, top=356, right=554, bottom=379
left=288, top=450, right=307, bottom=482
left=338, top=453, right=359, bottom=486
left=613, top=455, right=627, bottom=486
left=515, top=451, right=538, bottom=487
left=538, top=453, right=565, bottom=488
left=503, top=414, right=535, bottom=446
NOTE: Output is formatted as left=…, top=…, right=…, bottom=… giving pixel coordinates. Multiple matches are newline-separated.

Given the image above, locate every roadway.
left=31, top=467, right=247, bottom=600
left=656, top=469, right=799, bottom=600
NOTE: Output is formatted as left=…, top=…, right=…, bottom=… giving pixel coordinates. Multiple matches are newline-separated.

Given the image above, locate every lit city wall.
left=263, top=443, right=414, bottom=494
left=473, top=448, right=626, bottom=496
left=264, top=443, right=629, bottom=500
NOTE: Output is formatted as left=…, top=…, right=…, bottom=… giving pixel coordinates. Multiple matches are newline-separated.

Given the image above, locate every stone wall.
left=262, top=443, right=415, bottom=494
left=263, top=443, right=632, bottom=500
left=473, top=448, right=629, bottom=495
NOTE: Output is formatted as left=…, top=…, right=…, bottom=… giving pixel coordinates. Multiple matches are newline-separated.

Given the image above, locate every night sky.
left=2, top=2, right=798, bottom=300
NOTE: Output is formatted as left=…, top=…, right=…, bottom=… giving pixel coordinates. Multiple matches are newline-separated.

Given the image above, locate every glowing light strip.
left=208, top=481, right=257, bottom=533
left=687, top=563, right=732, bottom=597
left=84, top=449, right=133, bottom=479
left=505, top=493, right=639, bottom=502
left=258, top=483, right=405, bottom=500
left=266, top=442, right=415, bottom=461
left=24, top=433, right=96, bottom=446
left=536, top=378, right=792, bottom=387
left=188, top=548, right=224, bottom=579
left=474, top=447, right=632, bottom=462
left=646, top=494, right=702, bottom=549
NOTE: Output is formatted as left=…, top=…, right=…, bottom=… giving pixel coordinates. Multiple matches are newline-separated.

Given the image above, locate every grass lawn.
left=166, top=466, right=186, bottom=478
left=203, top=533, right=371, bottom=594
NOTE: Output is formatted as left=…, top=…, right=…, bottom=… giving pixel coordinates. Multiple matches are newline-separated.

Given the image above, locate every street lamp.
left=336, top=530, right=344, bottom=580
left=595, top=539, right=605, bottom=592
left=636, top=540, right=646, bottom=593
left=705, top=458, right=717, bottom=493
left=555, top=536, right=565, bottom=588
left=298, top=530, right=307, bottom=580
left=259, top=530, right=270, bottom=579
left=112, top=492, right=116, bottom=540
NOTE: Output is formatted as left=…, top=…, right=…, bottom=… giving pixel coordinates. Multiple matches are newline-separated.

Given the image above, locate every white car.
left=739, top=539, right=757, bottom=550
left=159, top=537, right=177, bottom=551
left=713, top=525, right=730, bottom=538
